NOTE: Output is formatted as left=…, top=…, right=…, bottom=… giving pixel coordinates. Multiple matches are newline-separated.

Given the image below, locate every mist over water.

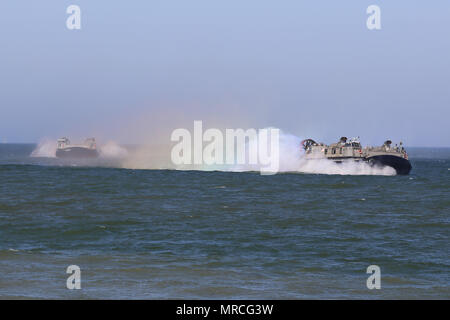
left=123, top=131, right=395, bottom=175
left=29, top=132, right=396, bottom=175
left=98, top=141, right=129, bottom=159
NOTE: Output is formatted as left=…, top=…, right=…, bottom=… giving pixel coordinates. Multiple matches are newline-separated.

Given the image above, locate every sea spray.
left=297, top=157, right=396, bottom=175
left=99, top=141, right=129, bottom=159
left=30, top=139, right=130, bottom=167
left=30, top=133, right=396, bottom=175
left=30, top=139, right=57, bottom=158
left=229, top=131, right=396, bottom=175
left=118, top=131, right=396, bottom=175
left=217, top=132, right=395, bottom=175
left=120, top=143, right=174, bottom=170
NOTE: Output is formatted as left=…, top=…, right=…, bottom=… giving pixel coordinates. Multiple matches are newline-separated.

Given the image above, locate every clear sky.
left=0, top=1, right=449, bottom=146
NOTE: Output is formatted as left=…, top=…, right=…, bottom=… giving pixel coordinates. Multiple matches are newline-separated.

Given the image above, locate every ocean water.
left=0, top=144, right=448, bottom=299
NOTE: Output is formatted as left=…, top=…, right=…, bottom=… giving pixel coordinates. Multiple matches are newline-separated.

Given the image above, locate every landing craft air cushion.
left=301, top=137, right=412, bottom=175
left=56, top=137, right=99, bottom=159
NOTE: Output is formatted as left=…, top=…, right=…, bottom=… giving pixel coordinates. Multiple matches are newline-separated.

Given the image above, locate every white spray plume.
left=30, top=138, right=57, bottom=158
left=278, top=132, right=396, bottom=175
left=30, top=132, right=396, bottom=176
left=226, top=131, right=396, bottom=175
left=119, top=130, right=396, bottom=176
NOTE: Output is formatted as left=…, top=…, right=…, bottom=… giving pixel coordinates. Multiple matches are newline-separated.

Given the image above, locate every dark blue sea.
left=0, top=144, right=448, bottom=299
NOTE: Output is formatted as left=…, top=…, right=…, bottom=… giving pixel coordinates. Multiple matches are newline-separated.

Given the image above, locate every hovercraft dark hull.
left=56, top=147, right=99, bottom=159
left=366, top=155, right=412, bottom=175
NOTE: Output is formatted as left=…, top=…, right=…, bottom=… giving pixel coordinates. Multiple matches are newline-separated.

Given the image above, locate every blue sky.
left=0, top=1, right=449, bottom=146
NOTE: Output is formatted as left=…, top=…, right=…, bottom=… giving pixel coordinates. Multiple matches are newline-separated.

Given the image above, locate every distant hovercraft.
left=56, top=137, right=99, bottom=159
